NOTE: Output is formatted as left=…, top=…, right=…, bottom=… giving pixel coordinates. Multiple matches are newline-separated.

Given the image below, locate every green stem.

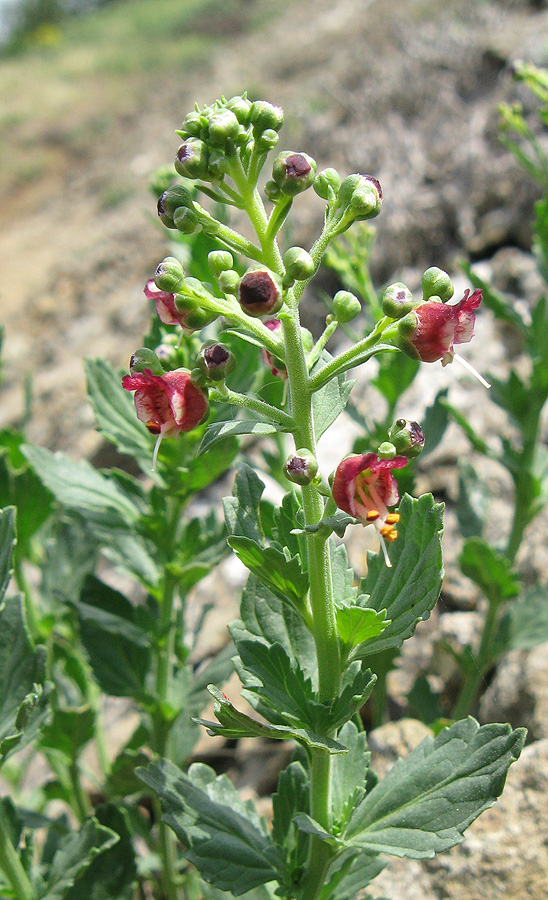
left=307, top=321, right=339, bottom=371
left=0, top=815, right=34, bottom=900
left=299, top=752, right=335, bottom=900
left=308, top=321, right=390, bottom=392
left=69, top=762, right=91, bottom=823
left=211, top=385, right=293, bottom=429
left=452, top=597, right=501, bottom=720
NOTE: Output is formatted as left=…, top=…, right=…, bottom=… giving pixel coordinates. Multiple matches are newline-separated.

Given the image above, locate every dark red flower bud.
left=272, top=151, right=317, bottom=196
left=284, top=450, right=318, bottom=486
left=197, top=342, right=236, bottom=382
left=238, top=268, right=283, bottom=317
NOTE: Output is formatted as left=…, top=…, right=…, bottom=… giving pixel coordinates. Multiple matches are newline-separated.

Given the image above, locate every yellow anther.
left=386, top=513, right=400, bottom=525
left=385, top=530, right=398, bottom=542
left=380, top=524, right=394, bottom=537
left=366, top=509, right=380, bottom=521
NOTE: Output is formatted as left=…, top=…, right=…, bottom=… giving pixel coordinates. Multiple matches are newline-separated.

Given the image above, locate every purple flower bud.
left=382, top=282, right=414, bottom=319
left=238, top=268, right=283, bottom=317
left=197, top=342, right=236, bottom=382
left=174, top=140, right=209, bottom=179
left=272, top=151, right=317, bottom=197
left=284, top=449, right=319, bottom=486
left=387, top=419, right=425, bottom=458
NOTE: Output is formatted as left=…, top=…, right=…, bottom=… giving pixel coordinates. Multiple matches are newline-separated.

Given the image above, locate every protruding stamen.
left=385, top=529, right=398, bottom=542
left=366, top=509, right=380, bottom=521
left=152, top=432, right=164, bottom=472
left=451, top=352, right=491, bottom=389
left=378, top=531, right=392, bottom=568
left=380, top=524, right=394, bottom=537
left=386, top=512, right=400, bottom=524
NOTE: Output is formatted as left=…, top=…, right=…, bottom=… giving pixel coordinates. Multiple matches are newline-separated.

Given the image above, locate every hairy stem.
left=0, top=815, right=34, bottom=900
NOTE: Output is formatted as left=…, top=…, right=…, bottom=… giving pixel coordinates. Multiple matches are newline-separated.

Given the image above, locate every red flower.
left=122, top=369, right=208, bottom=469
left=402, top=289, right=482, bottom=365
left=261, top=319, right=287, bottom=379
left=144, top=279, right=191, bottom=330
left=332, top=452, right=408, bottom=565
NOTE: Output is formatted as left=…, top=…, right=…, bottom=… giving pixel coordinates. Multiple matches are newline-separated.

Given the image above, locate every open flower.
left=122, top=369, right=208, bottom=468
left=332, top=452, right=408, bottom=566
left=400, top=289, right=483, bottom=366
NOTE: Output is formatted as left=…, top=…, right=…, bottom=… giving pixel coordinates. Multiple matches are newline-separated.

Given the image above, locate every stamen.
left=386, top=513, right=400, bottom=524
left=380, top=524, right=394, bottom=537
left=152, top=432, right=164, bottom=472
left=385, top=530, right=398, bottom=542
left=378, top=531, right=392, bottom=568
left=451, top=352, right=491, bottom=389
left=366, top=509, right=380, bottom=521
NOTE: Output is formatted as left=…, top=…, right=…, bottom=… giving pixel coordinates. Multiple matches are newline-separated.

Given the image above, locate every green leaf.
left=372, top=351, right=419, bottom=408
left=38, top=818, right=119, bottom=900
left=180, top=437, right=239, bottom=494
left=84, top=358, right=154, bottom=474
left=292, top=512, right=357, bottom=540
left=21, top=446, right=140, bottom=529
left=0, top=451, right=53, bottom=563
left=0, top=682, right=51, bottom=763
left=320, top=851, right=385, bottom=900
left=0, top=506, right=15, bottom=600
left=336, top=607, right=390, bottom=649
left=228, top=537, right=308, bottom=611
left=200, top=420, right=289, bottom=455
left=330, top=543, right=357, bottom=606
left=456, top=461, right=489, bottom=539
left=41, top=516, right=98, bottom=606
left=407, top=674, right=445, bottom=725
left=311, top=355, right=354, bottom=440
left=195, top=685, right=345, bottom=754
left=40, top=706, right=95, bottom=762
left=223, top=465, right=266, bottom=545
left=271, top=762, right=309, bottom=879
left=355, top=494, right=444, bottom=657
left=63, top=805, right=137, bottom=900
left=421, top=388, right=449, bottom=457
left=138, top=759, right=282, bottom=895
left=459, top=538, right=520, bottom=604
left=0, top=595, right=48, bottom=762
left=495, top=586, right=548, bottom=654
left=330, top=722, right=370, bottom=828
left=341, top=719, right=525, bottom=858
left=231, top=577, right=317, bottom=682
left=76, top=576, right=152, bottom=699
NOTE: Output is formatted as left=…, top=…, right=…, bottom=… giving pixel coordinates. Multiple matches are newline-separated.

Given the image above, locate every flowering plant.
left=0, top=93, right=526, bottom=900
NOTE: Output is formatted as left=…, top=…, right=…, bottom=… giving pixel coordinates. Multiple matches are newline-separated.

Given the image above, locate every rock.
left=368, top=717, right=432, bottom=779
left=480, top=642, right=548, bottom=741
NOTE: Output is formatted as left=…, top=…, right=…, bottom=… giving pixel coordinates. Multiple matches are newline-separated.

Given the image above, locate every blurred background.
left=0, top=0, right=546, bottom=457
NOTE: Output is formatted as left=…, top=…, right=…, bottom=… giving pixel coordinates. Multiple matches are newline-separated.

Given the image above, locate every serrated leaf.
left=223, top=465, right=266, bottom=545
left=0, top=595, right=47, bottom=762
left=292, top=512, right=357, bottom=540
left=38, top=819, right=119, bottom=900
left=200, top=420, right=289, bottom=455
left=76, top=576, right=152, bottom=699
left=63, top=805, right=137, bottom=900
left=320, top=849, right=385, bottom=900
left=40, top=705, right=95, bottom=761
left=228, top=537, right=308, bottom=610
left=372, top=352, right=419, bottom=408
left=336, top=607, right=390, bottom=649
left=459, top=538, right=520, bottom=604
left=21, top=446, right=139, bottom=528
left=271, top=762, right=309, bottom=876
left=330, top=543, right=357, bottom=606
left=231, top=577, right=317, bottom=683
left=84, top=358, right=154, bottom=474
left=457, top=461, right=489, bottom=539
left=495, top=586, right=548, bottom=654
left=330, top=722, right=370, bottom=828
left=342, top=719, right=525, bottom=858
left=355, top=494, right=444, bottom=658
left=0, top=506, right=15, bottom=601
left=195, top=685, right=345, bottom=754
left=311, top=355, right=354, bottom=440
left=138, top=759, right=282, bottom=895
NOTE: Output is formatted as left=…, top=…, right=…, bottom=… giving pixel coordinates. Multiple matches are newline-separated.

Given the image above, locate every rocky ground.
left=2, top=0, right=548, bottom=896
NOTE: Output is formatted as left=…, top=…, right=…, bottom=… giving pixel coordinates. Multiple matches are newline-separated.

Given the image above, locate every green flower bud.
left=208, top=109, right=240, bottom=147
left=208, top=250, right=234, bottom=275
left=333, top=290, right=361, bottom=323
left=238, top=267, right=283, bottom=317
left=272, top=151, right=317, bottom=196
left=207, top=150, right=229, bottom=179
left=173, top=207, right=200, bottom=234
left=227, top=95, right=253, bottom=125
left=256, top=128, right=280, bottom=151
left=313, top=168, right=341, bottom=200
left=174, top=140, right=209, bottom=179
left=157, top=185, right=193, bottom=227
left=218, top=269, right=241, bottom=294
left=154, top=257, right=185, bottom=293
left=197, top=342, right=236, bottom=382
left=382, top=282, right=414, bottom=319
left=250, top=100, right=284, bottom=133
left=283, top=246, right=315, bottom=281
left=179, top=112, right=203, bottom=137
left=387, top=418, right=425, bottom=458
left=377, top=441, right=397, bottom=460
left=129, top=348, right=165, bottom=376
left=264, top=180, right=283, bottom=202
left=174, top=298, right=217, bottom=330
left=421, top=267, right=454, bottom=302
left=337, top=174, right=382, bottom=221
left=283, top=449, right=319, bottom=486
